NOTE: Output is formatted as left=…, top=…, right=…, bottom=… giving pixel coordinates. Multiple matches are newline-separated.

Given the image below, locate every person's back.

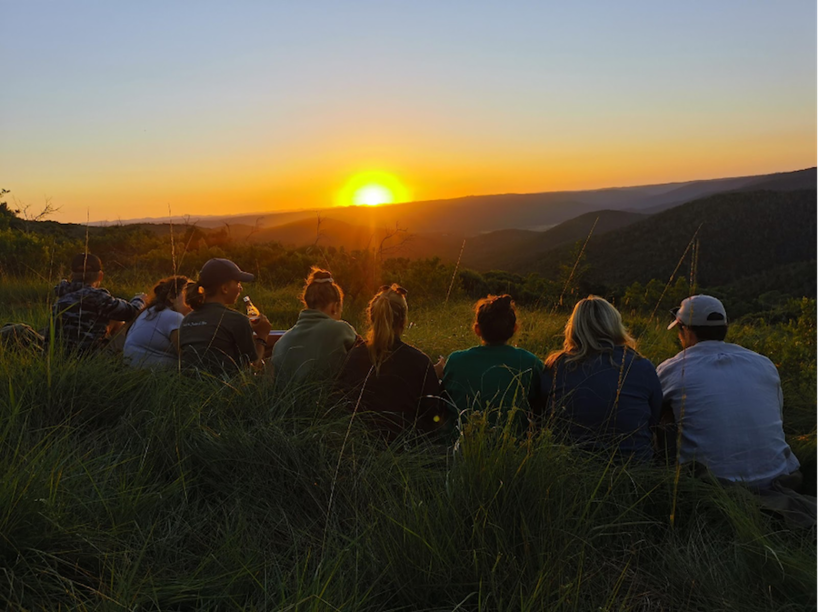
left=541, top=296, right=661, bottom=462
left=444, top=345, right=542, bottom=421
left=273, top=310, right=357, bottom=383
left=544, top=346, right=661, bottom=461
left=336, top=284, right=443, bottom=439
left=272, top=268, right=358, bottom=385
left=442, top=295, right=543, bottom=432
left=180, top=302, right=256, bottom=376
left=50, top=254, right=146, bottom=354
left=178, top=258, right=271, bottom=378
left=658, top=340, right=798, bottom=485
left=339, top=338, right=441, bottom=436
left=659, top=295, right=799, bottom=487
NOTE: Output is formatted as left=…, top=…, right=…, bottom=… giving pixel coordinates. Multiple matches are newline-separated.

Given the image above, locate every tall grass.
left=0, top=280, right=815, bottom=610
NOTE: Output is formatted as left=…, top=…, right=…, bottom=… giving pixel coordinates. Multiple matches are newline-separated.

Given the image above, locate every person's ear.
left=473, top=323, right=482, bottom=338
left=97, top=271, right=104, bottom=283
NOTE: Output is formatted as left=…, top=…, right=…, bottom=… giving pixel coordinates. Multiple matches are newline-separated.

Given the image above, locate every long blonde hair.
left=366, top=284, right=408, bottom=374
left=545, top=295, right=637, bottom=368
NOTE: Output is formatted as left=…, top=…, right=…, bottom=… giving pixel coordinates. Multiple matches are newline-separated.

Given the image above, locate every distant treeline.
left=1, top=198, right=813, bottom=321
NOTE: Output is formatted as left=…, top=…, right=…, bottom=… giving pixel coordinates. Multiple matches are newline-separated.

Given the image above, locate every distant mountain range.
left=97, top=167, right=815, bottom=237
left=81, top=167, right=815, bottom=296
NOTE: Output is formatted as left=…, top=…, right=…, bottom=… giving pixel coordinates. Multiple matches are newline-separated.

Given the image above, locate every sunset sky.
left=2, top=1, right=816, bottom=223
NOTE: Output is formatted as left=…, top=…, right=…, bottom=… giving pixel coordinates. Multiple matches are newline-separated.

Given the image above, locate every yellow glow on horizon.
left=354, top=184, right=393, bottom=206
left=337, top=171, right=411, bottom=207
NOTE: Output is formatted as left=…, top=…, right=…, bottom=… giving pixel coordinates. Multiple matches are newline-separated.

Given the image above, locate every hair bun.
left=496, top=294, right=513, bottom=308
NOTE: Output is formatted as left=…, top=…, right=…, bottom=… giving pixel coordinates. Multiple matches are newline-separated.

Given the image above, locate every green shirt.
left=272, top=309, right=359, bottom=385
left=442, top=344, right=544, bottom=430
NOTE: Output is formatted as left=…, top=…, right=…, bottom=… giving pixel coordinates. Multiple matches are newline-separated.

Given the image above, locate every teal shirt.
left=442, top=344, right=544, bottom=429
left=272, top=309, right=358, bottom=385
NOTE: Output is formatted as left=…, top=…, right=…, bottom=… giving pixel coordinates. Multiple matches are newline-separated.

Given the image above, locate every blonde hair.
left=300, top=267, right=343, bottom=310
left=366, top=284, right=408, bottom=374
left=545, top=295, right=637, bottom=368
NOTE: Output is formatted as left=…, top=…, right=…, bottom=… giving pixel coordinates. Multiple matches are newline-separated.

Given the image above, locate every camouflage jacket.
left=49, top=281, right=146, bottom=353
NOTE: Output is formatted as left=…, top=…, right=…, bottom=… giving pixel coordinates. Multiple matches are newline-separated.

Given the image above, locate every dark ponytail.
left=474, top=294, right=517, bottom=345
left=185, top=280, right=207, bottom=311
left=145, top=276, right=190, bottom=319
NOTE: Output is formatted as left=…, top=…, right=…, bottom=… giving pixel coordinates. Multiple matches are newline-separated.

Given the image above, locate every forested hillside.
left=519, top=189, right=817, bottom=289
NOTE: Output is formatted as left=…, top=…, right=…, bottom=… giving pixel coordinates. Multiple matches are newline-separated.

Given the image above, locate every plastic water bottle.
left=243, top=296, right=260, bottom=322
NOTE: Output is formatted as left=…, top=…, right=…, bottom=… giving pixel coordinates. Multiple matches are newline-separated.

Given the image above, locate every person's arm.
left=232, top=313, right=263, bottom=367
left=528, top=357, right=546, bottom=423
left=97, top=290, right=147, bottom=322
left=646, top=361, right=664, bottom=428
left=249, top=315, right=273, bottom=365
left=654, top=359, right=677, bottom=462
left=419, top=358, right=445, bottom=433
left=340, top=321, right=359, bottom=350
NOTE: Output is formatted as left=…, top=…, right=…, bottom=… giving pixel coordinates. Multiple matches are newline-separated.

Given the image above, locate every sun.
left=354, top=184, right=393, bottom=206
left=337, top=171, right=411, bottom=207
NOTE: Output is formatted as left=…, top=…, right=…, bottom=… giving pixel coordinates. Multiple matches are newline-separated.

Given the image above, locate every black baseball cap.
left=71, top=253, right=102, bottom=273
left=198, top=258, right=254, bottom=287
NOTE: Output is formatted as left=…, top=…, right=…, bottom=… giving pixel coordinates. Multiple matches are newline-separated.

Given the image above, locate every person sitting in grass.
left=441, top=294, right=543, bottom=434
left=123, top=275, right=192, bottom=369
left=542, top=296, right=662, bottom=462
left=48, top=253, right=147, bottom=354
left=658, top=295, right=801, bottom=488
left=337, top=284, right=444, bottom=439
left=179, top=258, right=272, bottom=378
left=272, top=267, right=359, bottom=386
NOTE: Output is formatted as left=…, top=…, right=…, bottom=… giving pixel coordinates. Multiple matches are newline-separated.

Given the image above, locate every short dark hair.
left=474, top=294, right=517, bottom=344
left=687, top=325, right=728, bottom=342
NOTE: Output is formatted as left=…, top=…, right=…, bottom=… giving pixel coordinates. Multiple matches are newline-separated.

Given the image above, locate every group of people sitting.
left=37, top=253, right=803, bottom=497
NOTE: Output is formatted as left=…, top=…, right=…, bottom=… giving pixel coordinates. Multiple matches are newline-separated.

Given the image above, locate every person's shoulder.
left=725, top=342, right=779, bottom=370
left=628, top=352, right=660, bottom=378
left=329, top=318, right=357, bottom=336
left=157, top=307, right=184, bottom=324
left=217, top=306, right=249, bottom=324
left=513, top=346, right=543, bottom=368
left=656, top=350, right=685, bottom=375
left=400, top=342, right=434, bottom=365
left=446, top=347, right=472, bottom=362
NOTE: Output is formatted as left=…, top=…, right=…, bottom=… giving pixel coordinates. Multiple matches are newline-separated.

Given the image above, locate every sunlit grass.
left=0, top=279, right=815, bottom=609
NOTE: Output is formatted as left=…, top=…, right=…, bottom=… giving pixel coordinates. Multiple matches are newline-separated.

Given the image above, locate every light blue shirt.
left=657, top=341, right=799, bottom=487
left=123, top=307, right=184, bottom=369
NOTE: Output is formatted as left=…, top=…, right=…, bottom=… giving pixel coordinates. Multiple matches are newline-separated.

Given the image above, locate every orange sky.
left=2, top=3, right=815, bottom=223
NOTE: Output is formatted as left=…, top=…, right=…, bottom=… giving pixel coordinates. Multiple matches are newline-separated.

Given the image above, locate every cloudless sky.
left=2, top=1, right=815, bottom=222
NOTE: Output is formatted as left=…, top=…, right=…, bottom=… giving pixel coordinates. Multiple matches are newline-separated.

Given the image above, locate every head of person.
left=473, top=294, right=518, bottom=345
left=546, top=295, right=636, bottom=368
left=668, top=295, right=728, bottom=349
left=185, top=258, right=254, bottom=311
left=300, top=267, right=344, bottom=320
left=145, top=275, right=192, bottom=318
left=70, top=253, right=104, bottom=286
left=366, top=284, right=408, bottom=373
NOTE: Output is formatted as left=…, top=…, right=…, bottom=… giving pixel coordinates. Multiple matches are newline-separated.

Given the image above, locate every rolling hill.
left=460, top=210, right=647, bottom=272
left=516, top=189, right=817, bottom=288
left=95, top=168, right=816, bottom=239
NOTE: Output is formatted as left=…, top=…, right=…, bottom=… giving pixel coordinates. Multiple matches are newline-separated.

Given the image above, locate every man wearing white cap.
left=657, top=295, right=800, bottom=489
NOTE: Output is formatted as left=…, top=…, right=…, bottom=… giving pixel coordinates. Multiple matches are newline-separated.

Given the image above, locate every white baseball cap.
left=668, top=295, right=728, bottom=330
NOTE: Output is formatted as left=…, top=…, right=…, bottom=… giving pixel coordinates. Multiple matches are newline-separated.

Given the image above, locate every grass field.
left=0, top=279, right=815, bottom=610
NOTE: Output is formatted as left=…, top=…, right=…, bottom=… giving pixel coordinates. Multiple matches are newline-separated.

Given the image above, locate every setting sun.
left=337, top=171, right=411, bottom=207
left=354, top=184, right=393, bottom=206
